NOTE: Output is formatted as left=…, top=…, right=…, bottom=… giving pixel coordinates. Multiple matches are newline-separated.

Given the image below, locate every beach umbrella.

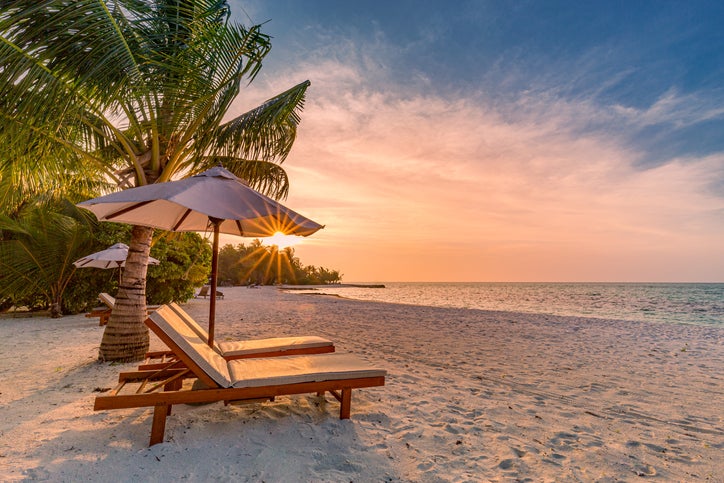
left=77, top=166, right=323, bottom=345
left=73, top=242, right=160, bottom=283
left=73, top=243, right=160, bottom=269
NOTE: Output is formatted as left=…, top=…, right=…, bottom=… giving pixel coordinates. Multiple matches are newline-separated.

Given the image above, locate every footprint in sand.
left=644, top=443, right=667, bottom=453
left=511, top=446, right=526, bottom=458
left=497, top=458, right=515, bottom=470
left=632, top=464, right=657, bottom=477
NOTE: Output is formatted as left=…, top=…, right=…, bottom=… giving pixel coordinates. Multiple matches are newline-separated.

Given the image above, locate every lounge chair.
left=140, top=302, right=334, bottom=370
left=94, top=305, right=386, bottom=446
left=85, top=293, right=160, bottom=326
left=195, top=285, right=224, bottom=299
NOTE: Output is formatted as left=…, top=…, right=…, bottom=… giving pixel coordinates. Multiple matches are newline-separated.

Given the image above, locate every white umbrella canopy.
left=77, top=166, right=323, bottom=237
left=73, top=243, right=160, bottom=269
left=78, top=166, right=324, bottom=345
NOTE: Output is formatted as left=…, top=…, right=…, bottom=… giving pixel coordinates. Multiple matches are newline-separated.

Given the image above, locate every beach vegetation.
left=0, top=1, right=309, bottom=361
left=0, top=197, right=211, bottom=316
left=0, top=201, right=97, bottom=317
left=145, top=231, right=212, bottom=303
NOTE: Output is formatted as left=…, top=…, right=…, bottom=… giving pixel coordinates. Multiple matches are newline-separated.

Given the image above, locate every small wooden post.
left=149, top=404, right=168, bottom=446
left=340, top=389, right=351, bottom=419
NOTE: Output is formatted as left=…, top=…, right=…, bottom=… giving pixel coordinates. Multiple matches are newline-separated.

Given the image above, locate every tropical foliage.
left=0, top=1, right=311, bottom=361
left=146, top=232, right=212, bottom=303
left=217, top=242, right=342, bottom=286
left=0, top=201, right=97, bottom=317
left=0, top=200, right=212, bottom=316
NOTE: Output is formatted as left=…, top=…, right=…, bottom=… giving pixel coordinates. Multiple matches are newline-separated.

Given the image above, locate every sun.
left=263, top=231, right=300, bottom=249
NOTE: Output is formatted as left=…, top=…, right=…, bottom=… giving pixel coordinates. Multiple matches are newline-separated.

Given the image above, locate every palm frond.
left=0, top=206, right=96, bottom=302
left=0, top=1, right=151, bottom=176
left=206, top=80, right=310, bottom=165
left=1, top=1, right=302, bottom=191
left=0, top=154, right=114, bottom=218
left=184, top=156, right=290, bottom=199
left=154, top=21, right=272, bottom=175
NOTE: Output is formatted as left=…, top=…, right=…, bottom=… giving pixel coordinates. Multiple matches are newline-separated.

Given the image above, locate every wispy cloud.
left=613, top=88, right=724, bottom=129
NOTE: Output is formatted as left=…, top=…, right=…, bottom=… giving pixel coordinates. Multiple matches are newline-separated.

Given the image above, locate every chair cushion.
left=228, top=353, right=386, bottom=388
left=146, top=307, right=232, bottom=387
left=167, top=302, right=225, bottom=354
left=99, top=293, right=115, bottom=309
left=218, top=336, right=333, bottom=356
left=168, top=303, right=333, bottom=358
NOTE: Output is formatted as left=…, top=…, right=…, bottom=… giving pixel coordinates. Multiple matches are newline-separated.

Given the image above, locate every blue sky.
left=226, top=1, right=724, bottom=282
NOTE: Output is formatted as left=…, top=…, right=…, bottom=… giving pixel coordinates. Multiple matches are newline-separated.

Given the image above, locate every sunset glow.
left=229, top=1, right=724, bottom=283
left=262, top=231, right=300, bottom=250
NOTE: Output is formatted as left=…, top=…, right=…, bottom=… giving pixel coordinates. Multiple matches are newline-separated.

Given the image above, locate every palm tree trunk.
left=49, top=302, right=62, bottom=318
left=98, top=225, right=153, bottom=362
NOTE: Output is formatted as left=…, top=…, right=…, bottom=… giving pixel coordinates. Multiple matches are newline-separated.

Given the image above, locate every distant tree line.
left=217, top=241, right=342, bottom=286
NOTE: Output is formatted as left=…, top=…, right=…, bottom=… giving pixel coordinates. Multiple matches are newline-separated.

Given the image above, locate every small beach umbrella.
left=77, top=166, right=323, bottom=345
left=73, top=243, right=160, bottom=269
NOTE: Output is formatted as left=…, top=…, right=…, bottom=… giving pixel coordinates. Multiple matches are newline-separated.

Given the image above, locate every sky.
left=224, top=0, right=724, bottom=283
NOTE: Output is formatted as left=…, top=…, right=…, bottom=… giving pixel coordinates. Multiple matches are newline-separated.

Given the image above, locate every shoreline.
left=281, top=282, right=724, bottom=328
left=279, top=283, right=386, bottom=289
left=1, top=286, right=722, bottom=481
left=302, top=292, right=724, bottom=330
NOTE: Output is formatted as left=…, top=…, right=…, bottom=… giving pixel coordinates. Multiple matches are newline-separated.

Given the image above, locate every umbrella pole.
left=208, top=220, right=221, bottom=347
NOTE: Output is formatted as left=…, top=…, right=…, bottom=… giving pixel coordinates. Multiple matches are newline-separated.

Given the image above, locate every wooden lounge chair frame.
left=139, top=303, right=334, bottom=370
left=94, top=306, right=385, bottom=446
left=85, top=307, right=112, bottom=326
left=85, top=293, right=160, bottom=326
left=195, top=285, right=224, bottom=299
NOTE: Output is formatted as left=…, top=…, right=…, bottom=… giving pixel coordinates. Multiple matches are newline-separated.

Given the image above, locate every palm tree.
left=0, top=1, right=310, bottom=361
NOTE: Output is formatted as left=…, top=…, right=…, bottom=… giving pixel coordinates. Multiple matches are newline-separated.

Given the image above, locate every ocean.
left=299, top=282, right=724, bottom=327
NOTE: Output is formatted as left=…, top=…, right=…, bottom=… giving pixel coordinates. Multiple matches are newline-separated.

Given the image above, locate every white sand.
left=1, top=286, right=722, bottom=482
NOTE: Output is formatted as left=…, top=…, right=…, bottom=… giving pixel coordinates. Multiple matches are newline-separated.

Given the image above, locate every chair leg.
left=340, top=389, right=351, bottom=419
left=150, top=404, right=168, bottom=446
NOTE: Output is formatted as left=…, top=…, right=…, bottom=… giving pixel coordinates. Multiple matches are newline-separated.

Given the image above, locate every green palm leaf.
left=0, top=203, right=97, bottom=315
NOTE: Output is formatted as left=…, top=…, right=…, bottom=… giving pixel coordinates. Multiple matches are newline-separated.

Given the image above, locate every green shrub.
left=146, top=232, right=212, bottom=304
